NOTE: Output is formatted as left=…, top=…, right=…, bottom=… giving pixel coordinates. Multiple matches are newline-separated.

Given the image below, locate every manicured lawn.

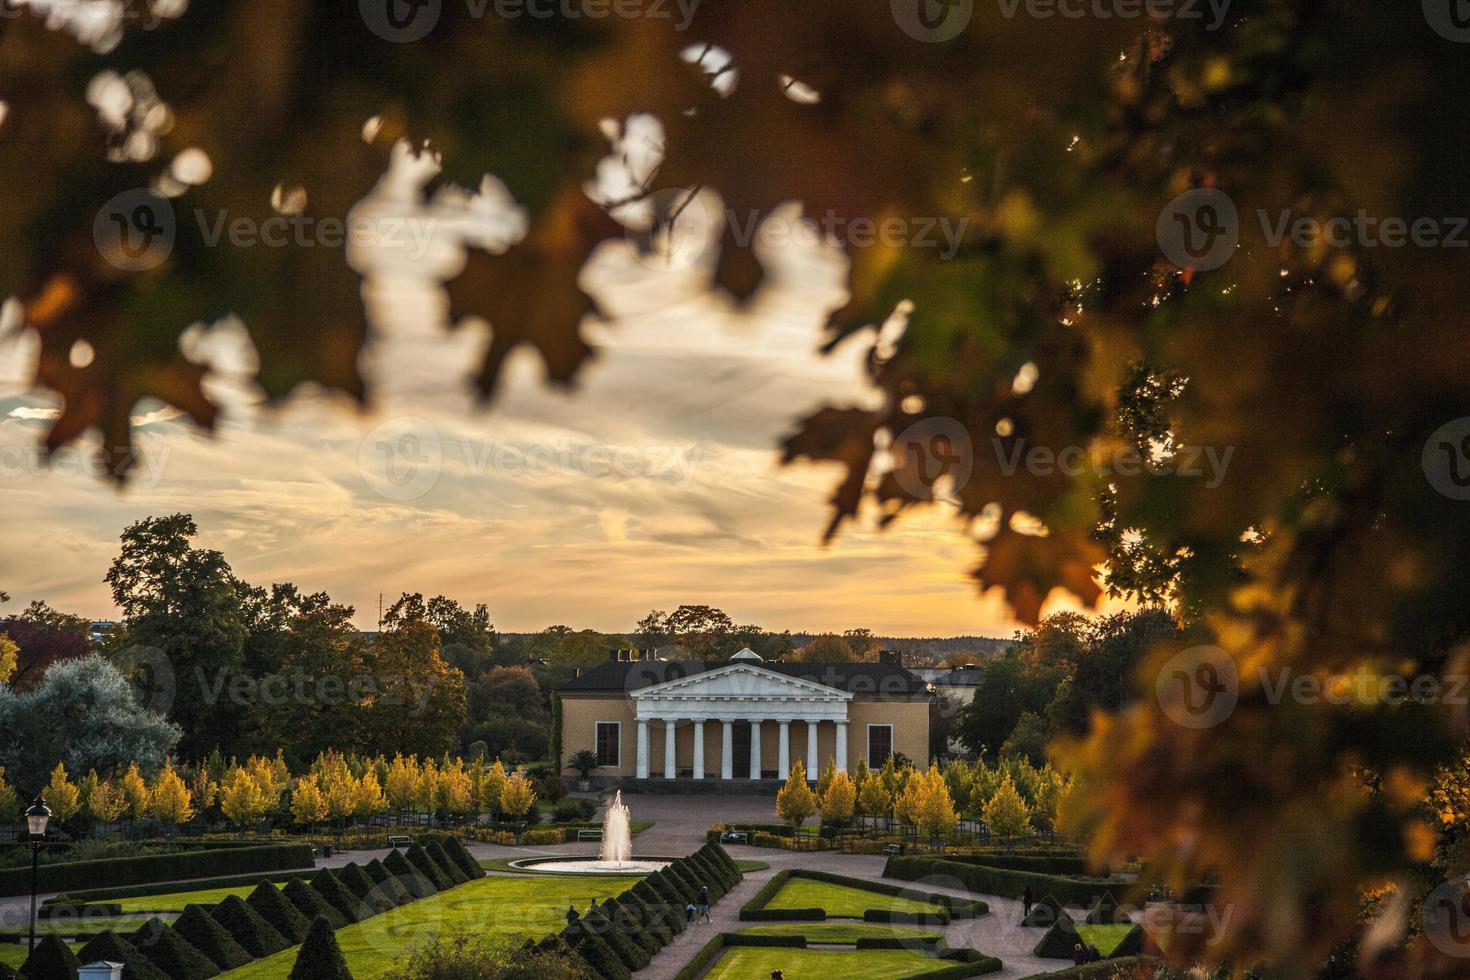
left=733, top=859, right=769, bottom=873
left=765, top=878, right=942, bottom=919
left=0, top=943, right=80, bottom=969
left=221, top=874, right=642, bottom=979
left=704, top=946, right=959, bottom=979
left=1076, top=923, right=1134, bottom=955
left=114, top=884, right=259, bottom=912
left=740, top=923, right=942, bottom=944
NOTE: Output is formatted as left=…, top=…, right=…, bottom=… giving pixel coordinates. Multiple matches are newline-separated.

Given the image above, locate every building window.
left=595, top=722, right=620, bottom=767
left=868, top=724, right=893, bottom=767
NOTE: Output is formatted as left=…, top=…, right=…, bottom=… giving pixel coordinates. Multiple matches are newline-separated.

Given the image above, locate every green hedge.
left=670, top=933, right=808, bottom=980
left=46, top=870, right=304, bottom=907
left=1034, top=916, right=1084, bottom=959
left=941, top=853, right=1096, bottom=876
left=884, top=855, right=1117, bottom=907
left=1022, top=894, right=1069, bottom=927
left=922, top=948, right=1005, bottom=978
left=792, top=869, right=986, bottom=918
left=863, top=909, right=950, bottom=925
left=1024, top=955, right=1156, bottom=978
left=855, top=936, right=942, bottom=949
left=5, top=844, right=313, bottom=898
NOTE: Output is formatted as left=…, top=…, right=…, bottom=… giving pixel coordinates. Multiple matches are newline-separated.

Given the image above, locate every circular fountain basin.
left=509, top=856, right=672, bottom=875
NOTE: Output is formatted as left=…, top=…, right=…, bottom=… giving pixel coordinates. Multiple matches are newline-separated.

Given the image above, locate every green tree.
left=981, top=775, right=1031, bottom=840
left=792, top=634, right=857, bottom=663
left=365, top=595, right=468, bottom=758
left=105, top=514, right=247, bottom=757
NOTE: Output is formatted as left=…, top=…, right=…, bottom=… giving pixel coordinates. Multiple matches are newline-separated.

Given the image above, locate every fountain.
left=508, top=790, right=670, bottom=875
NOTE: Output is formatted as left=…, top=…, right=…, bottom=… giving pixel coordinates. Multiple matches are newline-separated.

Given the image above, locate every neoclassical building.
left=558, top=649, right=937, bottom=783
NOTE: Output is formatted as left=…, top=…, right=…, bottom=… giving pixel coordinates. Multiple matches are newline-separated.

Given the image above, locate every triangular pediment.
left=633, top=664, right=851, bottom=702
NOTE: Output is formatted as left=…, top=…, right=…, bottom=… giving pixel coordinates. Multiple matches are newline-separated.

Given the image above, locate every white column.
left=693, top=721, right=705, bottom=780
left=807, top=721, right=819, bottom=778
left=664, top=720, right=677, bottom=779
left=835, top=720, right=848, bottom=773
left=777, top=721, right=791, bottom=780
left=636, top=720, right=649, bottom=779
left=721, top=721, right=734, bottom=779
left=749, top=719, right=763, bottom=779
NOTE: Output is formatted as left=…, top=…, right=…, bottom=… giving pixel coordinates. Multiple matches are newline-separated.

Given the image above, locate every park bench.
left=576, top=829, right=604, bottom=842
left=720, top=830, right=749, bottom=845
left=882, top=843, right=904, bottom=856
left=387, top=835, right=414, bottom=849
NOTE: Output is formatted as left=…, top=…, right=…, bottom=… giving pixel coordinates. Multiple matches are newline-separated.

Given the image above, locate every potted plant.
left=569, top=750, right=600, bottom=792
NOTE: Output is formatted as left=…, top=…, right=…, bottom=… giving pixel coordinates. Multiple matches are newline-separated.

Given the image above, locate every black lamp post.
left=25, top=796, right=50, bottom=957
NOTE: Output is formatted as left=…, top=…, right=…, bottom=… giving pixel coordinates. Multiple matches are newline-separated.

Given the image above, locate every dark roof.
left=559, top=659, right=931, bottom=698
left=936, top=666, right=982, bottom=686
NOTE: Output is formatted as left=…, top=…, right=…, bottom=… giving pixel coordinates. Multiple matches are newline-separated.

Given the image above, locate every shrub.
left=77, top=929, right=171, bottom=980
left=406, top=843, right=455, bottom=891
left=0, top=965, right=18, bottom=980
left=1111, top=924, right=1146, bottom=956
left=21, top=934, right=81, bottom=980
left=884, top=855, right=1116, bottom=908
left=172, top=904, right=254, bottom=971
left=644, top=871, right=688, bottom=929
left=582, top=905, right=649, bottom=971
left=539, top=774, right=568, bottom=803
left=425, top=840, right=470, bottom=886
left=0, top=844, right=313, bottom=898
left=397, top=934, right=594, bottom=979
left=568, top=926, right=631, bottom=980
left=700, top=843, right=742, bottom=881
left=601, top=895, right=661, bottom=956
left=246, top=880, right=311, bottom=944
left=552, top=798, right=596, bottom=823
left=1084, top=890, right=1130, bottom=925
left=618, top=890, right=673, bottom=949
left=128, top=917, right=221, bottom=980
left=433, top=836, right=486, bottom=880
left=662, top=860, right=701, bottom=903
left=289, top=915, right=353, bottom=980
left=632, top=878, right=683, bottom=937
left=337, top=863, right=394, bottom=916
left=863, top=909, right=950, bottom=925
left=684, top=853, right=726, bottom=898
left=1033, top=916, right=1085, bottom=959
left=385, top=848, right=437, bottom=899
left=283, top=876, right=348, bottom=929
left=364, top=858, right=415, bottom=906
left=1022, top=894, right=1070, bottom=928
left=313, top=868, right=370, bottom=924
left=521, top=828, right=564, bottom=846
left=209, top=894, right=291, bottom=958
left=943, top=852, right=1096, bottom=875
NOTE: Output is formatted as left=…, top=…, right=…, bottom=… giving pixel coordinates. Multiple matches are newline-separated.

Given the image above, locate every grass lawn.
left=740, top=923, right=942, bottom=944
left=113, top=884, right=260, bottom=913
left=704, top=946, right=959, bottom=979
left=0, top=915, right=158, bottom=938
left=221, top=874, right=643, bottom=979
left=0, top=943, right=80, bottom=969
left=1076, top=924, right=1134, bottom=955
left=765, top=878, right=942, bottom=919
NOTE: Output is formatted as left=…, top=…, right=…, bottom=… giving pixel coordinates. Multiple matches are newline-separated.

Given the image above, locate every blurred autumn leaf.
left=4, top=2, right=1470, bottom=974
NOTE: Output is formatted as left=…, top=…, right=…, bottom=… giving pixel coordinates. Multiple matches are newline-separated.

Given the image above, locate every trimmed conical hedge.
left=384, top=848, right=437, bottom=899
left=337, top=863, right=395, bottom=916
left=642, top=872, right=687, bottom=933
left=564, top=919, right=631, bottom=980
left=532, top=934, right=593, bottom=973
left=601, top=894, right=662, bottom=956
left=209, top=894, right=291, bottom=959
left=1112, top=923, right=1147, bottom=956
left=21, top=934, right=80, bottom=980
left=405, top=843, right=455, bottom=891
left=662, top=860, right=701, bottom=903
left=696, top=845, right=739, bottom=889
left=288, top=915, right=353, bottom=980
left=77, top=929, right=171, bottom=980
left=0, top=963, right=21, bottom=980
left=172, top=904, right=254, bottom=971
left=1021, top=894, right=1069, bottom=928
left=437, top=835, right=485, bottom=879
left=623, top=888, right=675, bottom=948
left=425, top=840, right=470, bottom=885
left=246, top=880, right=311, bottom=944
left=582, top=905, right=649, bottom=971
left=1033, top=915, right=1084, bottom=959
left=686, top=853, right=727, bottom=898
left=283, top=876, right=348, bottom=929
left=702, top=842, right=741, bottom=880
left=128, top=917, right=220, bottom=980
left=312, top=868, right=369, bottom=923
left=1084, top=890, right=1130, bottom=925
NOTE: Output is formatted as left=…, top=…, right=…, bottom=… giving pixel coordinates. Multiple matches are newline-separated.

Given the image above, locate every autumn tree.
left=220, top=768, right=269, bottom=830
left=291, top=776, right=327, bottom=828
left=43, top=763, right=80, bottom=824
left=981, top=775, right=1031, bottom=840
left=911, top=764, right=960, bottom=840
left=0, top=635, right=17, bottom=685
left=88, top=777, right=126, bottom=825
left=775, top=761, right=818, bottom=842
left=792, top=634, right=857, bottom=664
left=120, top=762, right=150, bottom=820
left=858, top=765, right=894, bottom=830
left=499, top=768, right=537, bottom=824
left=819, top=769, right=856, bottom=827
left=149, top=761, right=195, bottom=827
left=0, top=767, right=17, bottom=824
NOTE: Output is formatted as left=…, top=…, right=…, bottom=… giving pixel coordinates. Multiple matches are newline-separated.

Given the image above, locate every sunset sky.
left=0, top=155, right=1122, bottom=638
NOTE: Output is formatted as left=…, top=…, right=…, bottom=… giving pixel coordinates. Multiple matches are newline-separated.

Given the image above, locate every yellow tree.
left=189, top=768, right=219, bottom=812
left=44, top=763, right=80, bottom=823
left=0, top=634, right=17, bottom=684
left=981, top=774, right=1031, bottom=840
left=500, top=768, right=538, bottom=825
left=88, top=779, right=126, bottom=824
left=120, top=762, right=150, bottom=820
left=0, top=767, right=17, bottom=823
left=479, top=759, right=509, bottom=818
left=321, top=763, right=359, bottom=827
left=816, top=757, right=837, bottom=798
left=415, top=759, right=440, bottom=813
left=150, top=761, right=195, bottom=827
left=913, top=764, right=960, bottom=839
left=291, top=776, right=328, bottom=828
left=248, top=753, right=288, bottom=814
left=893, top=773, right=921, bottom=828
left=219, top=768, right=268, bottom=831
left=820, top=769, right=857, bottom=827
left=384, top=754, right=420, bottom=811
left=858, top=769, right=894, bottom=830
left=775, top=761, right=818, bottom=843
left=354, top=769, right=386, bottom=821
left=434, top=758, right=473, bottom=817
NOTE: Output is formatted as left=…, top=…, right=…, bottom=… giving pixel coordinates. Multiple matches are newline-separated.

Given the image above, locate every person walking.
left=1022, top=884, right=1034, bottom=919
left=565, top=904, right=579, bottom=927
left=686, top=900, right=696, bottom=925
left=1072, top=943, right=1086, bottom=966
left=697, top=885, right=711, bottom=923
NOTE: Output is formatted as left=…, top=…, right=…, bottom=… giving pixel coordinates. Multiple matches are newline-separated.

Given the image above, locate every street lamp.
left=25, top=796, right=50, bottom=957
